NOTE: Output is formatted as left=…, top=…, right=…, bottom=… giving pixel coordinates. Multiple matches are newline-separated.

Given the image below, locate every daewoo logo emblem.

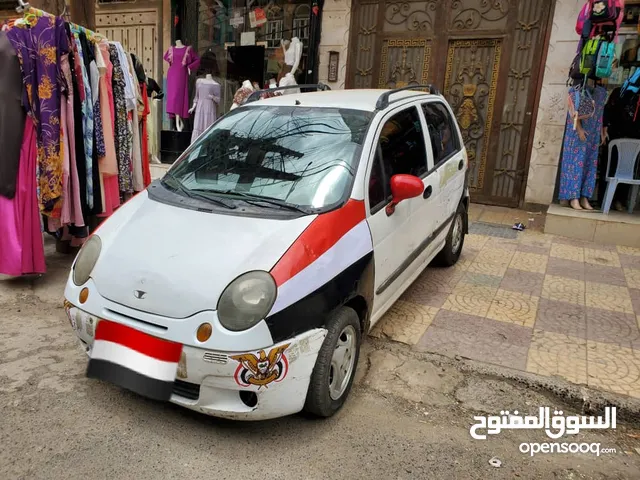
left=134, top=290, right=147, bottom=299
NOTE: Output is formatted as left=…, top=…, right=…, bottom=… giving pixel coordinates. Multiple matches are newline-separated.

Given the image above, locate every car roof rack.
left=375, top=84, right=440, bottom=110
left=245, top=83, right=331, bottom=104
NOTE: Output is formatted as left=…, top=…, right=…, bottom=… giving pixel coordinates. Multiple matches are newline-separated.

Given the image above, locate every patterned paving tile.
left=526, top=330, right=588, bottom=385
left=552, top=237, right=596, bottom=248
left=509, top=252, right=548, bottom=274
left=624, top=268, right=640, bottom=289
left=585, top=307, right=640, bottom=348
left=413, top=266, right=466, bottom=294
left=499, top=269, right=545, bottom=296
left=535, top=298, right=587, bottom=339
left=486, top=289, right=539, bottom=328
left=369, top=300, right=439, bottom=346
left=458, top=272, right=503, bottom=288
left=475, top=247, right=515, bottom=267
left=550, top=244, right=585, bottom=263
left=467, top=261, right=508, bottom=277
left=517, top=243, right=550, bottom=255
left=415, top=311, right=531, bottom=369
left=492, top=238, right=520, bottom=251
left=519, top=232, right=554, bottom=248
left=617, top=245, right=640, bottom=257
left=401, top=282, right=450, bottom=309
left=584, top=248, right=621, bottom=268
left=457, top=247, right=479, bottom=269
left=441, top=283, right=498, bottom=317
left=630, top=289, right=640, bottom=315
left=583, top=264, right=627, bottom=287
left=541, top=275, right=586, bottom=306
left=586, top=341, right=640, bottom=398
left=545, top=258, right=585, bottom=281
left=585, top=282, right=634, bottom=314
left=620, top=254, right=640, bottom=270
left=464, top=233, right=490, bottom=251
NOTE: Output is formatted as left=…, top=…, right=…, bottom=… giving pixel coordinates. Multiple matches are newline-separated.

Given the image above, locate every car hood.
left=90, top=191, right=315, bottom=318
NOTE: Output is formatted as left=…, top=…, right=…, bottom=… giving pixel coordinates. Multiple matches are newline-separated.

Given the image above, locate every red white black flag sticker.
left=86, top=319, right=183, bottom=401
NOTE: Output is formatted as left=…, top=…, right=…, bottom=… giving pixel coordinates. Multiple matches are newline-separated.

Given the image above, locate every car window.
left=421, top=102, right=460, bottom=167
left=368, top=107, right=428, bottom=212
left=164, top=106, right=373, bottom=210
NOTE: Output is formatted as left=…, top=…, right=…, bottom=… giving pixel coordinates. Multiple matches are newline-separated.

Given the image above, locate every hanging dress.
left=0, top=117, right=45, bottom=275
left=6, top=14, right=69, bottom=217
left=558, top=85, right=608, bottom=201
left=109, top=44, right=133, bottom=194
left=191, top=79, right=221, bottom=143
left=164, top=45, right=200, bottom=118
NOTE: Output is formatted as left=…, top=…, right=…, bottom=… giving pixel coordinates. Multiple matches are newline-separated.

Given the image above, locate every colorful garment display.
left=191, top=79, right=221, bottom=142
left=0, top=8, right=157, bottom=276
left=164, top=45, right=200, bottom=118
left=559, top=85, right=608, bottom=201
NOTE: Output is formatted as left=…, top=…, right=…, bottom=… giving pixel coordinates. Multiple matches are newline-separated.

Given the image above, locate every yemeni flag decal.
left=86, top=319, right=183, bottom=401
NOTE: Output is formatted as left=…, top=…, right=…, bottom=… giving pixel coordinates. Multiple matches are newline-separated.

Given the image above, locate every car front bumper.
left=64, top=303, right=327, bottom=420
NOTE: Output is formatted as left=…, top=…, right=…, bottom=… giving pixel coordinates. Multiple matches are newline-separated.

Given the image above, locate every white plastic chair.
left=601, top=139, right=640, bottom=214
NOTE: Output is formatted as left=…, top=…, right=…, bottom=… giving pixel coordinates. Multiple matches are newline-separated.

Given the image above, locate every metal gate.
left=347, top=0, right=554, bottom=207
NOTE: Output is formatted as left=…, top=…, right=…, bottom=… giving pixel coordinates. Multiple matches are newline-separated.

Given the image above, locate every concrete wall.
left=524, top=0, right=582, bottom=205
left=317, top=0, right=351, bottom=89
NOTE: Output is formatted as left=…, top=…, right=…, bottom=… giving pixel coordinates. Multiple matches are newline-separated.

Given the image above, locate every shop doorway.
left=346, top=0, right=554, bottom=207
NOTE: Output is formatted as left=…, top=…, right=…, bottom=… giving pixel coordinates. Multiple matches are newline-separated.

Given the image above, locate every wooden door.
left=347, top=0, right=554, bottom=207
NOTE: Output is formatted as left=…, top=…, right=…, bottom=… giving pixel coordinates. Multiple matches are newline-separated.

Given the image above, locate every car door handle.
left=423, top=185, right=432, bottom=199
left=458, top=160, right=464, bottom=170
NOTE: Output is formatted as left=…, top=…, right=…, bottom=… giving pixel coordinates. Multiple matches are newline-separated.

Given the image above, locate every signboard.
left=249, top=7, right=266, bottom=28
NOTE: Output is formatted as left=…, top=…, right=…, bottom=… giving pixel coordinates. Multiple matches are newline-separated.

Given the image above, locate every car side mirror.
left=386, top=174, right=424, bottom=216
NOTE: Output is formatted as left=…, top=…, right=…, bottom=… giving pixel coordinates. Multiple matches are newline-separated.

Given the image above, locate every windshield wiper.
left=162, top=175, right=236, bottom=209
left=212, top=190, right=310, bottom=214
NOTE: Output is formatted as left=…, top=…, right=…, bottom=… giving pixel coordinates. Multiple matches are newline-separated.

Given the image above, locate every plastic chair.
left=601, top=139, right=640, bottom=214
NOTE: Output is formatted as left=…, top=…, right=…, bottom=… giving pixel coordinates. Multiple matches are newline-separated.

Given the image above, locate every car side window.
left=368, top=107, right=428, bottom=212
left=421, top=102, right=460, bottom=168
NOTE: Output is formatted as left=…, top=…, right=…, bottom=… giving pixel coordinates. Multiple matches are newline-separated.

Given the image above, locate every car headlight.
left=217, top=271, right=277, bottom=331
left=72, top=235, right=102, bottom=286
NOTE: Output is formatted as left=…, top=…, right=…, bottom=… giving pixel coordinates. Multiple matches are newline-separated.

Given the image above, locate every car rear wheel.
left=304, top=306, right=361, bottom=418
left=433, top=203, right=466, bottom=267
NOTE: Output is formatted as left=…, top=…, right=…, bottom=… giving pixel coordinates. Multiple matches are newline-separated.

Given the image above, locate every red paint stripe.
left=94, top=319, right=182, bottom=363
left=271, top=199, right=366, bottom=286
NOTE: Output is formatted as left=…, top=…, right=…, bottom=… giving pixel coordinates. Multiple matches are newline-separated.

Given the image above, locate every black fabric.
left=131, top=53, right=146, bottom=83
left=0, top=32, right=26, bottom=199
left=146, top=77, right=163, bottom=99
left=197, top=49, right=219, bottom=77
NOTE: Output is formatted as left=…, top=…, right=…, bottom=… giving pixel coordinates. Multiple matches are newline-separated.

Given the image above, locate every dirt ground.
left=2, top=287, right=640, bottom=479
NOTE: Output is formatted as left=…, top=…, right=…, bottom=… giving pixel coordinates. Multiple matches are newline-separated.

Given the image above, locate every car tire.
left=433, top=202, right=467, bottom=267
left=304, top=306, right=361, bottom=418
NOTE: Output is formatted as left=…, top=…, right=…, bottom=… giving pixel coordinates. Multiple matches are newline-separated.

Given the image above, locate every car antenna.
left=295, top=99, right=301, bottom=105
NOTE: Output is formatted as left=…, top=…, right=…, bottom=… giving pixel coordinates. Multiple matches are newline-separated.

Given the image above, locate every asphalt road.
left=1, top=247, right=640, bottom=479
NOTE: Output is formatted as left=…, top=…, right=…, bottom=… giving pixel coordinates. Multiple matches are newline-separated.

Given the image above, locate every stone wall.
left=524, top=0, right=582, bottom=205
left=317, top=0, right=351, bottom=89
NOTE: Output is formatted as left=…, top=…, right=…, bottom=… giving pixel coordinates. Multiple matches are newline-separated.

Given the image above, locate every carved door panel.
left=347, top=0, right=554, bottom=207
left=443, top=39, right=502, bottom=195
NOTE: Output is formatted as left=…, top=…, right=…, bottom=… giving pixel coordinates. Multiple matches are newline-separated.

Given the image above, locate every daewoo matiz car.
left=64, top=84, right=470, bottom=420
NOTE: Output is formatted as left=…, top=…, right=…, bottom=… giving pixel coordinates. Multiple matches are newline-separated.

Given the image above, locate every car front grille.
left=172, top=379, right=201, bottom=401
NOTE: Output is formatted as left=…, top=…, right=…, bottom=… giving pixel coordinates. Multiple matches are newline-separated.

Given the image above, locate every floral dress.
left=6, top=14, right=69, bottom=216
left=558, top=85, right=608, bottom=201
left=109, top=44, right=133, bottom=194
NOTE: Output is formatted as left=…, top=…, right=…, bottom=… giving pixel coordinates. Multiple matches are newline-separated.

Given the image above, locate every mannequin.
left=558, top=79, right=608, bottom=210
left=163, top=40, right=200, bottom=132
left=278, top=37, right=302, bottom=82
left=230, top=80, right=255, bottom=110
left=279, top=72, right=299, bottom=94
left=189, top=74, right=221, bottom=143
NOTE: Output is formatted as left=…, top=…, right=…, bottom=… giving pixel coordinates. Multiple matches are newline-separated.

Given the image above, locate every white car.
left=64, top=85, right=469, bottom=420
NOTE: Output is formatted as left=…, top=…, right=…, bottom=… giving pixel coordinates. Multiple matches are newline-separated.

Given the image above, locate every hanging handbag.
left=568, top=86, right=596, bottom=130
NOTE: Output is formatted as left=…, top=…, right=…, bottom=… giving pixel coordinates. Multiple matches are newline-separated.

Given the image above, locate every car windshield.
left=164, top=105, right=373, bottom=210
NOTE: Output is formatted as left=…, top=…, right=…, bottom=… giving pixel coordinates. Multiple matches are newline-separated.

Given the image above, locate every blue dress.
left=558, top=85, right=608, bottom=201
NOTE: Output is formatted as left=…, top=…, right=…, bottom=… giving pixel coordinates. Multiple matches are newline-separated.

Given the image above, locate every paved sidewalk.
left=371, top=205, right=640, bottom=400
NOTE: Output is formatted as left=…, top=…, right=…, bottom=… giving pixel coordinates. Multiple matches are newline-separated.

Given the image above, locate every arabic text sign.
left=470, top=407, right=616, bottom=440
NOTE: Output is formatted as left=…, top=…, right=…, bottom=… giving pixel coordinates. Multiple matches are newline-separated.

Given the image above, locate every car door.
left=365, top=105, right=435, bottom=323
left=420, top=100, right=466, bottom=225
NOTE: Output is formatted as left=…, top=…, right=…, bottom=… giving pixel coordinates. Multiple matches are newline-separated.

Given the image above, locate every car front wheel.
left=304, top=306, right=361, bottom=418
left=433, top=202, right=467, bottom=267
